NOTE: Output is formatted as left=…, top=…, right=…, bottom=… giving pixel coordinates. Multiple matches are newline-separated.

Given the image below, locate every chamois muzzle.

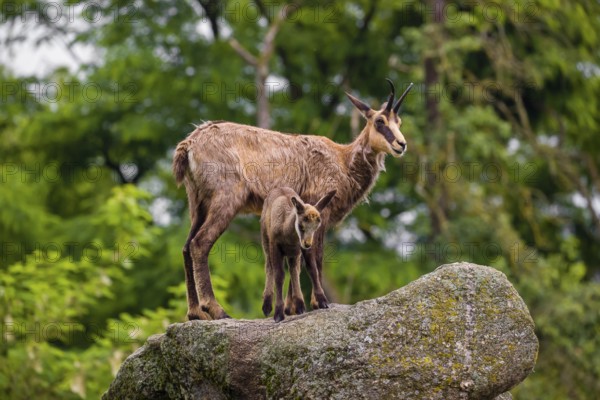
left=391, top=139, right=407, bottom=157
left=392, top=147, right=405, bottom=156
left=395, top=140, right=406, bottom=151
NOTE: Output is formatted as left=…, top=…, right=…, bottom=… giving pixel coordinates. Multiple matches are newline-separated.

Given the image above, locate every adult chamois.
left=173, top=79, right=413, bottom=320
left=261, top=187, right=336, bottom=322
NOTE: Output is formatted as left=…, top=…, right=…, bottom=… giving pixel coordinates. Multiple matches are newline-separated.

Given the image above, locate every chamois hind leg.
left=261, top=233, right=274, bottom=317
left=183, top=207, right=211, bottom=320
left=285, top=255, right=305, bottom=315
left=284, top=279, right=294, bottom=315
left=190, top=197, right=240, bottom=320
left=271, top=245, right=286, bottom=322
left=284, top=257, right=296, bottom=315
left=310, top=230, right=328, bottom=309
left=302, top=246, right=328, bottom=310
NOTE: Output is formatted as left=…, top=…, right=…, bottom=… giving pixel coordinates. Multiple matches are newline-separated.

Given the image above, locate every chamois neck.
left=345, top=127, right=383, bottom=174
left=325, top=127, right=385, bottom=225
left=284, top=211, right=297, bottom=235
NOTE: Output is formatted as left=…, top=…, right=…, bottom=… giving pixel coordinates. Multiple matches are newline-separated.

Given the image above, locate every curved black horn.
left=393, top=82, right=414, bottom=113
left=385, top=78, right=395, bottom=113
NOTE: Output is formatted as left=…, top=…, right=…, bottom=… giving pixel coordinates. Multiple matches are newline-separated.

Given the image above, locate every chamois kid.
left=173, top=79, right=413, bottom=320
left=261, top=188, right=336, bottom=322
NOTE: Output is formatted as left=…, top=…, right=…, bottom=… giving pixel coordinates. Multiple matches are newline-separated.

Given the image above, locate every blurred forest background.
left=1, top=0, right=599, bottom=398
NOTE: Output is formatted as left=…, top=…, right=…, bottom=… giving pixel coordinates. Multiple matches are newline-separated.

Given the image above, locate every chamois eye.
left=376, top=118, right=385, bottom=126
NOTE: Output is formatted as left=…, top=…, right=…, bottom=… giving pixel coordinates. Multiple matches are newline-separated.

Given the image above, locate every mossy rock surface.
left=103, top=262, right=537, bottom=400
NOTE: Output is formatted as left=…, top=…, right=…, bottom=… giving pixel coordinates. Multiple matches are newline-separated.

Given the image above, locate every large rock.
left=103, top=262, right=538, bottom=399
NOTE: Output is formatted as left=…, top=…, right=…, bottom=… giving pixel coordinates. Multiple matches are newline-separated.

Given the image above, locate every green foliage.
left=1, top=0, right=600, bottom=398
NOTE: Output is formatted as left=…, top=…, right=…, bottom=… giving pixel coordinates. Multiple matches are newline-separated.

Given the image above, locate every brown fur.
left=173, top=85, right=411, bottom=320
left=260, top=188, right=335, bottom=322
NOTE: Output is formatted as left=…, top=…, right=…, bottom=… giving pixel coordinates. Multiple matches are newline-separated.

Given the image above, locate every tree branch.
left=261, top=5, right=290, bottom=60
left=229, top=38, right=258, bottom=66
left=228, top=2, right=301, bottom=128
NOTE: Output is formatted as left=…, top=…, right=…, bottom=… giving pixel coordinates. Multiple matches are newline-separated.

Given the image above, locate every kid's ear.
left=290, top=196, right=305, bottom=214
left=345, top=92, right=373, bottom=119
left=315, top=190, right=337, bottom=211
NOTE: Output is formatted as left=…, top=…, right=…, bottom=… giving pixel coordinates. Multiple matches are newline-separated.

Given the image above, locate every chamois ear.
left=345, top=92, right=373, bottom=119
left=290, top=196, right=305, bottom=214
left=315, top=190, right=337, bottom=212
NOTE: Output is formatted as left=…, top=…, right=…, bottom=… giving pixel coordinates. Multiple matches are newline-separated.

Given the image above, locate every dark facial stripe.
left=376, top=123, right=396, bottom=144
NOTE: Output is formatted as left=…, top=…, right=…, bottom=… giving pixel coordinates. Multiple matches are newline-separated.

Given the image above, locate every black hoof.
left=274, top=306, right=285, bottom=322
left=262, top=298, right=273, bottom=317
left=315, top=293, right=329, bottom=309
left=187, top=313, right=201, bottom=321
left=295, top=298, right=306, bottom=315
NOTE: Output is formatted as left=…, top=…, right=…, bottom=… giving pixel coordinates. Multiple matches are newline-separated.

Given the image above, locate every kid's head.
left=290, top=190, right=336, bottom=249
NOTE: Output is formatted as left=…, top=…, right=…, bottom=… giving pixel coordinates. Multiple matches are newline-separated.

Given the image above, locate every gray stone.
left=103, top=262, right=537, bottom=399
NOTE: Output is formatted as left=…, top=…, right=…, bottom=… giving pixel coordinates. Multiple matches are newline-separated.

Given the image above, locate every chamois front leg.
left=311, top=230, right=328, bottom=310
left=302, top=246, right=328, bottom=310
left=284, top=279, right=294, bottom=316
left=285, top=255, right=305, bottom=315
left=270, top=246, right=286, bottom=322
left=262, top=258, right=274, bottom=317
left=262, top=235, right=274, bottom=317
